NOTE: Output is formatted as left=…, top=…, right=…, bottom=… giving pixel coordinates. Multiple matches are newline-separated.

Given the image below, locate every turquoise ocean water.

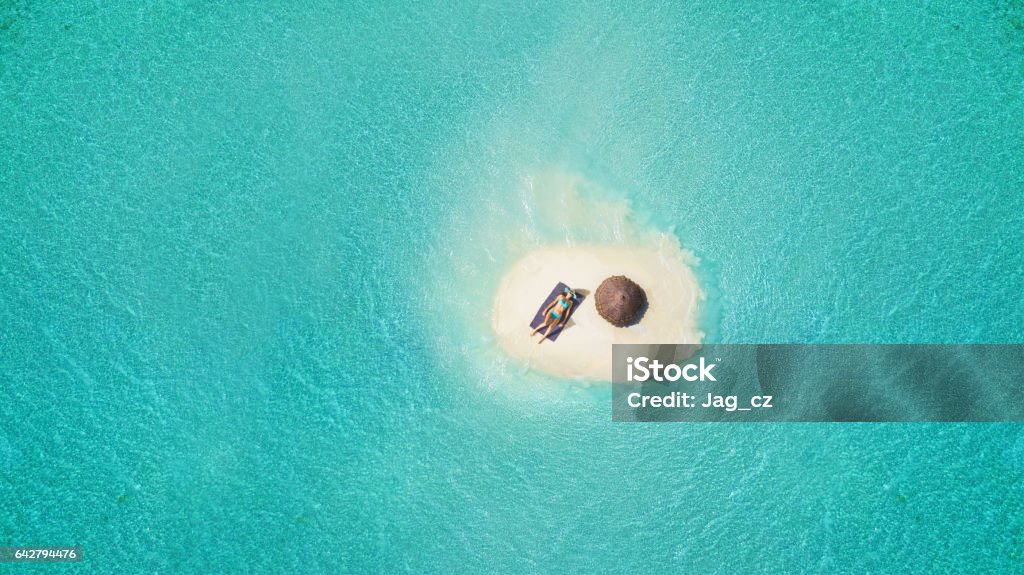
left=3, top=1, right=1024, bottom=572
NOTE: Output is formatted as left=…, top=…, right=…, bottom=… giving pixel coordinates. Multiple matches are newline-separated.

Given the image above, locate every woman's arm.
left=542, top=300, right=557, bottom=315
left=560, top=301, right=573, bottom=324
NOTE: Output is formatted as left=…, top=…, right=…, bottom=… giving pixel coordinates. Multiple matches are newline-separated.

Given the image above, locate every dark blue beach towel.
left=529, top=282, right=585, bottom=342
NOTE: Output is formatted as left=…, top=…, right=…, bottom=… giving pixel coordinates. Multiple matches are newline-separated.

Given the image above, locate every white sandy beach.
left=492, top=239, right=704, bottom=381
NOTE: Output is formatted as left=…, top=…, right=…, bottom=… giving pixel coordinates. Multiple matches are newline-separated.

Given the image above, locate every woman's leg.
left=538, top=319, right=562, bottom=343
left=530, top=316, right=554, bottom=336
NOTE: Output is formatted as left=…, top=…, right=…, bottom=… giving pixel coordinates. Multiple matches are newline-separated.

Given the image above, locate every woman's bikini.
left=549, top=296, right=571, bottom=320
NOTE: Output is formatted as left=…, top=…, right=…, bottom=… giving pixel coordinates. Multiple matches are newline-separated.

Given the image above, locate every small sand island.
left=492, top=239, right=703, bottom=381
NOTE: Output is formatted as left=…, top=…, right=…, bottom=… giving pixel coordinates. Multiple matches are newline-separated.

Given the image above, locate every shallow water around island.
left=2, top=1, right=1024, bottom=572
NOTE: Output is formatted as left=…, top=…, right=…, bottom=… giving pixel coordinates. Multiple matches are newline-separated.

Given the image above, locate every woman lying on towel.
left=530, top=287, right=577, bottom=344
